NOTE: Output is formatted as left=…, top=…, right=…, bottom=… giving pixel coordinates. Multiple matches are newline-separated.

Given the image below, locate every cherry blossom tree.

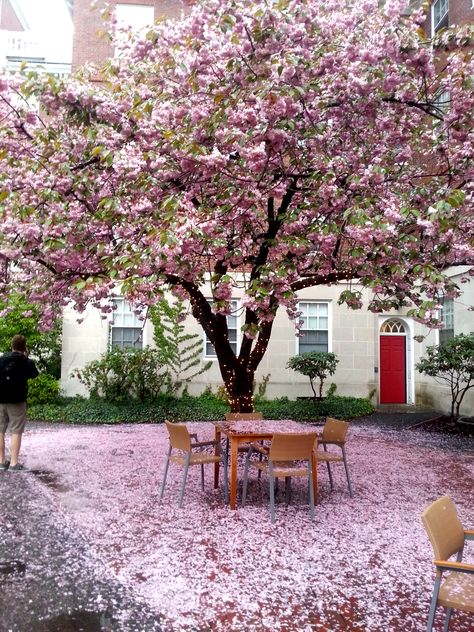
left=0, top=0, right=473, bottom=411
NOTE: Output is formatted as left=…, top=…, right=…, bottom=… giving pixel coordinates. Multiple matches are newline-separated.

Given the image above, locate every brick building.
left=71, top=0, right=188, bottom=70
left=421, top=0, right=473, bottom=34
left=11, top=0, right=469, bottom=414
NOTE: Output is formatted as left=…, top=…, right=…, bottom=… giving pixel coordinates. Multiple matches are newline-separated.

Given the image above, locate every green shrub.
left=28, top=393, right=372, bottom=424
left=150, top=298, right=212, bottom=393
left=416, top=333, right=474, bottom=419
left=257, top=395, right=373, bottom=421
left=71, top=346, right=170, bottom=402
left=28, top=374, right=60, bottom=405
left=287, top=352, right=339, bottom=401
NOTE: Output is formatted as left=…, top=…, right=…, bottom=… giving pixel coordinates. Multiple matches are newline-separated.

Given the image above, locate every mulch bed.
left=408, top=415, right=474, bottom=437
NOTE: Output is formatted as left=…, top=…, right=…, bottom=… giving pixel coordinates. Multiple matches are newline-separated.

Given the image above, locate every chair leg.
left=323, top=443, right=334, bottom=491
left=241, top=446, right=253, bottom=507
left=326, top=461, right=334, bottom=491
left=285, top=476, right=292, bottom=504
left=159, top=446, right=172, bottom=501
left=178, top=454, right=191, bottom=508
left=308, top=459, right=315, bottom=521
left=200, top=463, right=205, bottom=491
left=269, top=463, right=276, bottom=523
left=223, top=450, right=229, bottom=504
left=342, top=445, right=353, bottom=497
left=442, top=609, right=452, bottom=632
left=426, top=574, right=442, bottom=632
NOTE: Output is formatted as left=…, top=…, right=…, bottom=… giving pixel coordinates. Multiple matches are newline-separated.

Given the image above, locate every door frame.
left=378, top=316, right=414, bottom=405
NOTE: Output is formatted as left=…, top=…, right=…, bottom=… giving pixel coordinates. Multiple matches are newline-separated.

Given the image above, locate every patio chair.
left=316, top=417, right=353, bottom=497
left=241, top=432, right=317, bottom=523
left=159, top=420, right=223, bottom=508
left=421, top=495, right=474, bottom=632
left=222, top=412, right=264, bottom=502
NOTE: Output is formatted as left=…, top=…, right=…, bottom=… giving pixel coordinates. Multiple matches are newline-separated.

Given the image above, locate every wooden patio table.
left=213, top=419, right=318, bottom=510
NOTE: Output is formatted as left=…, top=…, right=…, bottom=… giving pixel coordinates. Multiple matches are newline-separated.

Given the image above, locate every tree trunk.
left=184, top=281, right=274, bottom=413
left=224, top=363, right=255, bottom=412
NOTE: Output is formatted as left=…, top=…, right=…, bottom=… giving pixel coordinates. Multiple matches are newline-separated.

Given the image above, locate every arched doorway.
left=379, top=319, right=407, bottom=404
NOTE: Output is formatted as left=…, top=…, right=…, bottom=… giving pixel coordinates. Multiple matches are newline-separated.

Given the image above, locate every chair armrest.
left=464, top=529, right=474, bottom=541
left=434, top=560, right=474, bottom=574
left=191, top=440, right=219, bottom=449
left=248, top=442, right=269, bottom=455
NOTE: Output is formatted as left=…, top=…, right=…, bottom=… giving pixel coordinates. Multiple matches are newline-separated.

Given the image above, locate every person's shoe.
left=8, top=463, right=29, bottom=472
left=0, top=461, right=9, bottom=471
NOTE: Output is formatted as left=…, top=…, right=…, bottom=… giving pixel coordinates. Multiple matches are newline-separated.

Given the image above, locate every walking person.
left=0, top=335, right=39, bottom=471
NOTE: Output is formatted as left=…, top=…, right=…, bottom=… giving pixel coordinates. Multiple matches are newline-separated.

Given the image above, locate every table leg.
left=311, top=451, right=318, bottom=506
left=229, top=437, right=239, bottom=510
left=214, top=425, right=221, bottom=489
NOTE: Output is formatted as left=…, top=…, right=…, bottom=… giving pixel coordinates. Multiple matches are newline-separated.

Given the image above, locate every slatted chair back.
left=165, top=420, right=191, bottom=452
left=321, top=418, right=349, bottom=444
left=422, top=495, right=465, bottom=561
left=269, top=432, right=317, bottom=462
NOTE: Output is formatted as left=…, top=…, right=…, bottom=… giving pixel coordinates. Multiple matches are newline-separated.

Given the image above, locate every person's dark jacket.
left=0, top=352, right=39, bottom=404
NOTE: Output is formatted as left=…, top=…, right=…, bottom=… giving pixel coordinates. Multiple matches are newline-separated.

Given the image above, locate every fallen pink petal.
left=2, top=420, right=469, bottom=631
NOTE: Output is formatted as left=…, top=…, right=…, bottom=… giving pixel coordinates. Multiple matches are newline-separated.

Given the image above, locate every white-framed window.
left=115, top=3, right=155, bottom=55
left=110, top=298, right=143, bottom=350
left=433, top=89, right=450, bottom=114
left=205, top=300, right=239, bottom=358
left=439, top=298, right=454, bottom=346
left=432, top=0, right=449, bottom=34
left=297, top=301, right=330, bottom=354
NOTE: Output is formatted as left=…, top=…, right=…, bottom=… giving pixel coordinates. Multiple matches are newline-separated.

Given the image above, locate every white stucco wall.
left=414, top=267, right=474, bottom=416
left=60, top=271, right=473, bottom=414
left=60, top=303, right=155, bottom=397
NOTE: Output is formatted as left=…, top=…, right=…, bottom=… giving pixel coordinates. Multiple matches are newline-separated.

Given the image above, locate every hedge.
left=28, top=393, right=373, bottom=425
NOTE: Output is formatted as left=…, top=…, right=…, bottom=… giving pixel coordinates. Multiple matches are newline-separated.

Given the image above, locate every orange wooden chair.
left=316, top=417, right=353, bottom=497
left=421, top=496, right=474, bottom=631
left=159, top=420, right=223, bottom=507
left=241, top=432, right=318, bottom=523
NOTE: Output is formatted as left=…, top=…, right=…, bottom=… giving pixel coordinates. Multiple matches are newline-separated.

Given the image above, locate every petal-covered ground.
left=22, top=422, right=474, bottom=631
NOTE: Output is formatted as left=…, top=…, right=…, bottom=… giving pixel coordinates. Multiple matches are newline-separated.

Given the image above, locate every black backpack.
left=0, top=354, right=28, bottom=402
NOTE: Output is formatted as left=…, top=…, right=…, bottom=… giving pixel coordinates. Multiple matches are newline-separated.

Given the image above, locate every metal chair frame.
left=241, top=432, right=317, bottom=523
left=422, top=495, right=474, bottom=631
left=317, top=417, right=353, bottom=497
left=159, top=420, right=224, bottom=508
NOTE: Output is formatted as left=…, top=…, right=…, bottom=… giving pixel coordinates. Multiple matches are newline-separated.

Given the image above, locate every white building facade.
left=60, top=267, right=474, bottom=417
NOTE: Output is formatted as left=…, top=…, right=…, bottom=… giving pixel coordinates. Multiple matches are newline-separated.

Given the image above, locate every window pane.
left=206, top=341, right=216, bottom=357
left=111, top=330, right=121, bottom=345
left=116, top=4, right=154, bottom=31
left=439, top=328, right=454, bottom=346
left=111, top=327, right=142, bottom=350
left=297, top=302, right=329, bottom=354
left=299, top=330, right=328, bottom=353
left=204, top=299, right=239, bottom=357
left=433, top=0, right=448, bottom=31
left=318, top=304, right=328, bottom=316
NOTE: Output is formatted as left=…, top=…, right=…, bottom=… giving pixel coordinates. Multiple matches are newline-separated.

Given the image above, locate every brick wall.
left=421, top=0, right=474, bottom=36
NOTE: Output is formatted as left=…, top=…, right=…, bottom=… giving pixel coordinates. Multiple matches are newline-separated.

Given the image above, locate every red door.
left=380, top=336, right=406, bottom=404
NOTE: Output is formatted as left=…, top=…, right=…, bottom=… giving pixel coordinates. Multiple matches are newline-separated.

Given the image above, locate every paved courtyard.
left=0, top=417, right=473, bottom=631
